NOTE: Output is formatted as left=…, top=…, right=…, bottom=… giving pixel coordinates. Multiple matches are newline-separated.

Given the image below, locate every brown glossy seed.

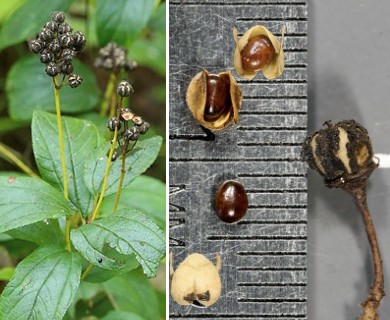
left=240, top=35, right=275, bottom=72
left=204, top=75, right=229, bottom=121
left=215, top=180, right=248, bottom=223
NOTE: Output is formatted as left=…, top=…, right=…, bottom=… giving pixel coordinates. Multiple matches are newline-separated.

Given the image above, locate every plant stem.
left=0, top=143, right=39, bottom=178
left=352, top=187, right=385, bottom=320
left=80, top=263, right=93, bottom=281
left=100, top=73, right=117, bottom=116
left=112, top=140, right=129, bottom=212
left=88, top=127, right=118, bottom=222
left=53, top=77, right=71, bottom=252
left=53, top=77, right=69, bottom=200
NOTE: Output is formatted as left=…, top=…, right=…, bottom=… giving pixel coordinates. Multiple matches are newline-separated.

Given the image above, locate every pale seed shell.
left=186, top=70, right=242, bottom=130
left=233, top=25, right=285, bottom=80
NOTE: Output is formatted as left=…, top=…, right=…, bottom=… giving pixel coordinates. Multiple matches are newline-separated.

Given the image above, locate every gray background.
left=308, top=0, right=390, bottom=319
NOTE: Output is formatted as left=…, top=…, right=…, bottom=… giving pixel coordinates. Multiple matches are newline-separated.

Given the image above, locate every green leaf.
left=84, top=136, right=162, bottom=196
left=70, top=209, right=165, bottom=277
left=0, top=176, right=71, bottom=233
left=0, top=0, right=26, bottom=26
left=128, top=3, right=166, bottom=76
left=101, top=310, right=146, bottom=320
left=6, top=220, right=63, bottom=245
left=0, top=267, right=14, bottom=281
left=32, top=111, right=101, bottom=215
left=101, top=175, right=166, bottom=230
left=103, top=269, right=159, bottom=319
left=6, top=56, right=99, bottom=121
left=95, top=0, right=155, bottom=46
left=0, top=245, right=82, bottom=320
left=83, top=252, right=139, bottom=283
left=0, top=0, right=74, bottom=51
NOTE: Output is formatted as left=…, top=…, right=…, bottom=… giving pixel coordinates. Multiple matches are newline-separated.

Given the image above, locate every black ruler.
left=169, top=0, right=308, bottom=318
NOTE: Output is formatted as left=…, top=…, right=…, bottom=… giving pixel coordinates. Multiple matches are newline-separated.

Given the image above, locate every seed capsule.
left=68, top=74, right=83, bottom=88
left=170, top=253, right=221, bottom=307
left=61, top=49, right=75, bottom=64
left=44, top=21, right=58, bottom=32
left=48, top=39, right=61, bottom=54
left=72, top=31, right=86, bottom=50
left=58, top=22, right=72, bottom=34
left=51, top=11, right=66, bottom=23
left=45, top=62, right=59, bottom=77
left=186, top=70, right=242, bottom=130
left=120, top=108, right=134, bottom=122
left=138, top=121, right=150, bottom=134
left=39, top=28, right=54, bottom=42
left=233, top=25, right=285, bottom=80
left=215, top=180, right=248, bottom=223
left=60, top=63, right=73, bottom=75
left=107, top=117, right=121, bottom=132
left=29, top=39, right=45, bottom=54
left=59, top=32, right=74, bottom=48
left=302, top=120, right=378, bottom=190
left=40, top=50, right=53, bottom=64
left=124, top=127, right=140, bottom=141
left=117, top=81, right=134, bottom=97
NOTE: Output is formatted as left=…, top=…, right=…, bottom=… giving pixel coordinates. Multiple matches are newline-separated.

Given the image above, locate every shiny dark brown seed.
left=204, top=75, right=230, bottom=121
left=215, top=180, right=248, bottom=223
left=240, top=35, right=275, bottom=72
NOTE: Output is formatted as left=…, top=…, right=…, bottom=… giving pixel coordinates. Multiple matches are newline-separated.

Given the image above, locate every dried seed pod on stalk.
left=186, top=70, right=242, bottom=130
left=233, top=25, right=285, bottom=80
left=302, top=120, right=384, bottom=320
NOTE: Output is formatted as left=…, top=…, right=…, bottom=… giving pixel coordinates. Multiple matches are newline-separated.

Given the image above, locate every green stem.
left=80, top=263, right=93, bottom=281
left=100, top=73, right=117, bottom=116
left=53, top=77, right=71, bottom=252
left=112, top=143, right=128, bottom=212
left=89, top=127, right=118, bottom=222
left=0, top=143, right=39, bottom=178
left=53, top=77, right=69, bottom=199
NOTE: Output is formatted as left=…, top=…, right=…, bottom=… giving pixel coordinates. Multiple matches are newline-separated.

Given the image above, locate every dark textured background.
left=169, top=1, right=308, bottom=318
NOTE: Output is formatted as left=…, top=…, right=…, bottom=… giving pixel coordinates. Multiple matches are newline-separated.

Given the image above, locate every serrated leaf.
left=0, top=245, right=82, bottom=320
left=103, top=270, right=159, bottom=320
left=95, top=0, right=154, bottom=46
left=0, top=0, right=74, bottom=50
left=101, top=175, right=166, bottom=230
left=6, top=220, right=63, bottom=245
left=70, top=209, right=165, bottom=277
left=32, top=111, right=101, bottom=216
left=6, top=56, right=99, bottom=121
left=84, top=136, right=162, bottom=197
left=0, top=176, right=71, bottom=233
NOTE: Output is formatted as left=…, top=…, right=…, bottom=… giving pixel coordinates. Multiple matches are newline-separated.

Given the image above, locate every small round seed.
left=45, top=62, right=59, bottom=77
left=240, top=35, right=275, bottom=72
left=215, top=180, right=248, bottom=223
left=51, top=11, right=66, bottom=23
left=30, top=39, right=45, bottom=54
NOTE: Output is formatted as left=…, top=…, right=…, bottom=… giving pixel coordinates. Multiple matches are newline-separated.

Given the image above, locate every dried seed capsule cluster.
left=29, top=11, right=85, bottom=87
left=95, top=42, right=137, bottom=73
left=106, top=81, right=150, bottom=160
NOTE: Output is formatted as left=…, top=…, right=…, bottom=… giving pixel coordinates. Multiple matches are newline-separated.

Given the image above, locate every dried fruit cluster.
left=29, top=11, right=85, bottom=87
left=106, top=81, right=150, bottom=160
left=95, top=42, right=137, bottom=73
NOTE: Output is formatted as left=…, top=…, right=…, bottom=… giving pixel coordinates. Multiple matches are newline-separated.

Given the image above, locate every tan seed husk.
left=186, top=70, right=242, bottom=130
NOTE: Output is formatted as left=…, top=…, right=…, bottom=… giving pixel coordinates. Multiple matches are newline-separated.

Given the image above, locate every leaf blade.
left=95, top=0, right=155, bottom=46
left=70, top=209, right=165, bottom=277
left=0, top=245, right=82, bottom=320
left=0, top=176, right=71, bottom=233
left=6, top=56, right=99, bottom=121
left=0, top=0, right=74, bottom=50
left=84, top=136, right=163, bottom=196
left=32, top=111, right=101, bottom=215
